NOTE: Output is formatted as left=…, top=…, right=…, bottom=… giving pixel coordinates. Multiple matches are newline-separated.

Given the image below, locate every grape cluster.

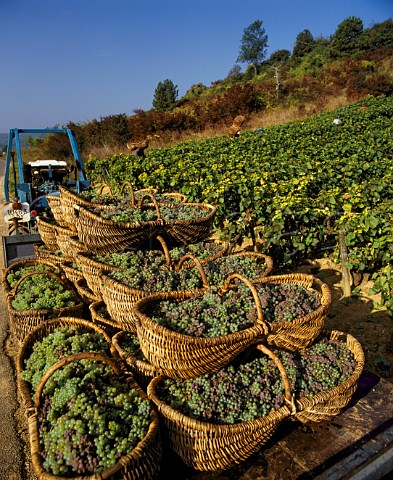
left=37, top=359, right=151, bottom=475
left=21, top=326, right=111, bottom=392
left=107, top=250, right=203, bottom=292
left=11, top=273, right=78, bottom=311
left=118, top=331, right=148, bottom=362
left=90, top=203, right=157, bottom=223
left=158, top=337, right=356, bottom=425
left=200, top=255, right=269, bottom=285
left=277, top=336, right=356, bottom=397
left=7, top=264, right=60, bottom=289
left=169, top=241, right=225, bottom=263
left=254, top=282, right=321, bottom=323
left=89, top=202, right=209, bottom=223
left=150, top=282, right=320, bottom=338
left=151, top=289, right=256, bottom=337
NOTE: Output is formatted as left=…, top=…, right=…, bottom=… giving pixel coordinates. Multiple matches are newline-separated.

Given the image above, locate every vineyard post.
left=338, top=232, right=352, bottom=297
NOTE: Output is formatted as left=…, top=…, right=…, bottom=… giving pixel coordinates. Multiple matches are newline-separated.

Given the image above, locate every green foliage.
left=330, top=16, right=364, bottom=58
left=237, top=19, right=269, bottom=76
left=293, top=29, right=315, bottom=58
left=87, top=95, right=393, bottom=312
left=152, top=79, right=179, bottom=112
left=267, top=49, right=291, bottom=65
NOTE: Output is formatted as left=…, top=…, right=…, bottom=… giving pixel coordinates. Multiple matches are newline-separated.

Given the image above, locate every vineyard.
left=86, top=94, right=393, bottom=314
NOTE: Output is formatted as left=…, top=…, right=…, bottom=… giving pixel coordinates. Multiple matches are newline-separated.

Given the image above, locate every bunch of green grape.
left=158, top=336, right=356, bottom=425
left=150, top=282, right=321, bottom=338
left=7, top=263, right=60, bottom=289
left=11, top=273, right=78, bottom=311
left=37, top=358, right=151, bottom=475
left=21, top=326, right=111, bottom=392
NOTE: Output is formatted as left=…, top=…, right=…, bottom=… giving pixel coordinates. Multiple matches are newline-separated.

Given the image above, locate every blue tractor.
left=2, top=128, right=90, bottom=265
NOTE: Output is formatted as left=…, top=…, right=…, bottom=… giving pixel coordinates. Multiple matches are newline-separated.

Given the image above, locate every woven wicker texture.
left=46, top=194, right=67, bottom=227
left=60, top=261, right=84, bottom=285
left=7, top=270, right=84, bottom=342
left=163, top=202, right=217, bottom=245
left=133, top=273, right=270, bottom=379
left=74, top=277, right=101, bottom=305
left=74, top=252, right=124, bottom=299
left=34, top=244, right=73, bottom=267
left=27, top=351, right=162, bottom=479
left=53, top=224, right=86, bottom=258
left=294, top=329, right=365, bottom=423
left=112, top=330, right=161, bottom=388
left=58, top=185, right=97, bottom=232
left=89, top=300, right=121, bottom=336
left=36, top=216, right=59, bottom=251
left=254, top=273, right=332, bottom=351
left=99, top=254, right=210, bottom=334
left=73, top=200, right=166, bottom=255
left=146, top=343, right=294, bottom=471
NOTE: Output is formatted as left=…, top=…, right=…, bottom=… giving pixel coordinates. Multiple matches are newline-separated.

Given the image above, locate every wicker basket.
left=2, top=258, right=62, bottom=297
left=99, top=254, right=210, bottom=334
left=46, top=194, right=67, bottom=227
left=60, top=261, right=84, bottom=285
left=133, top=273, right=270, bottom=379
left=74, top=253, right=123, bottom=299
left=73, top=195, right=166, bottom=255
left=58, top=186, right=99, bottom=232
left=53, top=224, right=85, bottom=258
left=254, top=273, right=332, bottom=351
left=164, top=202, right=217, bottom=245
left=147, top=343, right=294, bottom=471
left=34, top=244, right=73, bottom=267
left=16, top=316, right=118, bottom=412
left=7, top=270, right=84, bottom=342
left=294, top=329, right=365, bottom=424
left=113, top=330, right=161, bottom=388
left=74, top=236, right=173, bottom=299
left=74, top=277, right=100, bottom=305
left=89, top=300, right=121, bottom=336
left=26, top=351, right=162, bottom=480
left=36, top=216, right=59, bottom=251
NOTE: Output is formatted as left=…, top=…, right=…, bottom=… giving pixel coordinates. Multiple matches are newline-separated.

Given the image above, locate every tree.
left=237, top=20, right=268, bottom=77
left=267, top=49, right=291, bottom=65
left=292, top=29, right=315, bottom=58
left=152, top=79, right=178, bottom=112
left=330, top=16, right=364, bottom=58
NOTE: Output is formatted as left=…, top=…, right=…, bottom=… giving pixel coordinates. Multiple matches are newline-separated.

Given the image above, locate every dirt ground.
left=295, top=256, right=393, bottom=383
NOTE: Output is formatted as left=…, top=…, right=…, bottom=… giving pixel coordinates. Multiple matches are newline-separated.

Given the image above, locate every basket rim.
left=294, top=329, right=365, bottom=410
left=147, top=373, right=292, bottom=435
left=26, top=349, right=161, bottom=479
left=133, top=288, right=267, bottom=347
left=112, top=330, right=159, bottom=375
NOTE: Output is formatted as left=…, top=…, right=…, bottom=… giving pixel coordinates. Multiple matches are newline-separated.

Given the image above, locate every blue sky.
left=0, top=0, right=391, bottom=132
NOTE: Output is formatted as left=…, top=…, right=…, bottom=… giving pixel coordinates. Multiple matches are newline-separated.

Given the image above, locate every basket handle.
left=155, top=235, right=172, bottom=268
left=256, top=343, right=295, bottom=412
left=119, top=181, right=136, bottom=206
left=12, top=270, right=69, bottom=293
left=137, top=193, right=162, bottom=220
left=218, top=273, right=269, bottom=335
left=175, top=253, right=210, bottom=289
left=98, top=183, right=113, bottom=195
left=313, top=276, right=332, bottom=307
left=33, top=352, right=122, bottom=407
